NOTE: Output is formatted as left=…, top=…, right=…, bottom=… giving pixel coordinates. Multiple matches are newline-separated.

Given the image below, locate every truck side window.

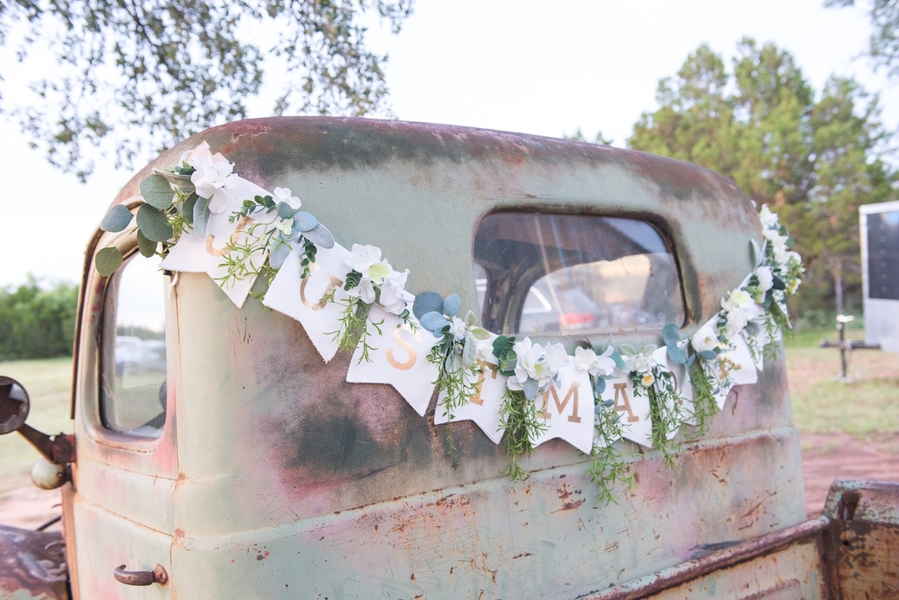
left=474, top=212, right=684, bottom=336
left=99, top=253, right=168, bottom=439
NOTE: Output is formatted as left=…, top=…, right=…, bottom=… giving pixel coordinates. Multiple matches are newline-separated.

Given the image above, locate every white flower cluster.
left=182, top=142, right=239, bottom=215
left=507, top=338, right=569, bottom=396
left=345, top=244, right=414, bottom=315
left=759, top=205, right=802, bottom=294
left=573, top=346, right=616, bottom=378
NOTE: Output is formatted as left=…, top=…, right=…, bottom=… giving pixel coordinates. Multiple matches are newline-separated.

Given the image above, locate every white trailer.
left=860, top=200, right=899, bottom=353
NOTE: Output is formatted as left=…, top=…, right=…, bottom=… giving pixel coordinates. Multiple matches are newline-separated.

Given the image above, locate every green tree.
left=628, top=39, right=895, bottom=318
left=826, top=0, right=899, bottom=79
left=0, top=278, right=79, bottom=360
left=0, top=0, right=413, bottom=180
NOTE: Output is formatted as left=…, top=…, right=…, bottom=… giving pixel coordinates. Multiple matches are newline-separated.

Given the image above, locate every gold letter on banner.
left=539, top=382, right=583, bottom=423
left=386, top=324, right=419, bottom=371
left=470, top=361, right=499, bottom=406
left=300, top=263, right=344, bottom=311
left=206, top=216, right=254, bottom=257
left=613, top=383, right=640, bottom=423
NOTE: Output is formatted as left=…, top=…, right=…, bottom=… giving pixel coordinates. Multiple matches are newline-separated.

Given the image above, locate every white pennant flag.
left=720, top=335, right=759, bottom=387
left=599, top=375, right=652, bottom=448
left=345, top=307, right=440, bottom=416
left=161, top=177, right=272, bottom=308
left=263, top=243, right=352, bottom=362
left=434, top=356, right=507, bottom=444
left=652, top=346, right=696, bottom=432
left=532, top=359, right=595, bottom=454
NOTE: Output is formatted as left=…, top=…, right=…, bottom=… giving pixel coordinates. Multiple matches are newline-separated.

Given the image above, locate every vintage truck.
left=1, top=117, right=897, bottom=599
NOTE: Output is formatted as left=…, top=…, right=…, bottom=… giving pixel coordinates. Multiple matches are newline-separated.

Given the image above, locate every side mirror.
left=0, top=375, right=74, bottom=465
left=0, top=376, right=30, bottom=435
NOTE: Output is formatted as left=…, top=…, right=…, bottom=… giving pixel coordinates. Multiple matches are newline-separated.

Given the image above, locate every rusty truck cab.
left=2, top=117, right=896, bottom=599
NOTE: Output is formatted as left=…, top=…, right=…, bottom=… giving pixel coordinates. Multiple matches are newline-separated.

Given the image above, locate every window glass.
left=100, top=253, right=167, bottom=438
left=474, top=212, right=684, bottom=336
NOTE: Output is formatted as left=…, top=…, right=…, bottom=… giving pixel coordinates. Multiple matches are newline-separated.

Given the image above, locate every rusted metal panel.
left=583, top=517, right=830, bottom=599
left=0, top=525, right=69, bottom=600
left=823, top=480, right=899, bottom=600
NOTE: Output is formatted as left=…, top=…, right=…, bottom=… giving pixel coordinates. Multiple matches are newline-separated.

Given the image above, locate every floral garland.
left=97, top=141, right=804, bottom=504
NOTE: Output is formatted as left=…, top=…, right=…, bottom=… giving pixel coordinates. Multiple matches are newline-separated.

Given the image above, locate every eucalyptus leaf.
left=194, top=196, right=211, bottom=238
left=269, top=242, right=291, bottom=270
left=618, top=343, right=636, bottom=357
left=293, top=211, right=319, bottom=232
left=462, top=333, right=478, bottom=367
left=420, top=311, right=450, bottom=333
left=470, top=327, right=491, bottom=340
left=153, top=168, right=195, bottom=196
left=182, top=193, right=198, bottom=224
left=95, top=247, right=124, bottom=276
left=523, top=378, right=539, bottom=401
left=100, top=204, right=134, bottom=232
left=277, top=201, right=295, bottom=220
left=686, top=354, right=696, bottom=367
left=611, top=350, right=625, bottom=370
left=772, top=275, right=786, bottom=290
left=140, top=173, right=176, bottom=210
left=413, top=292, right=445, bottom=321
left=697, top=350, right=718, bottom=361
left=136, top=204, right=174, bottom=242
left=666, top=344, right=687, bottom=365
left=303, top=223, right=335, bottom=249
left=137, top=230, right=157, bottom=258
left=464, top=310, right=477, bottom=327
left=603, top=398, right=614, bottom=408
left=443, top=293, right=461, bottom=318
left=594, top=376, right=607, bottom=395
left=662, top=322, right=680, bottom=347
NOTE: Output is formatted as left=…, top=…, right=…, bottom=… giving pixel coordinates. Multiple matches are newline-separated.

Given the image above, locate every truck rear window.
left=473, top=212, right=684, bottom=336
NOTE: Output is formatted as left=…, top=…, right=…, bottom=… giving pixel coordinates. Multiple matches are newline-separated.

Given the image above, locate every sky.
left=0, top=0, right=894, bottom=286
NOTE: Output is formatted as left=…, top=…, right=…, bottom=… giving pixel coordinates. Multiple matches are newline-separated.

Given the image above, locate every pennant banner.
left=345, top=308, right=440, bottom=417
left=532, top=360, right=595, bottom=454
left=118, top=143, right=804, bottom=467
left=434, top=357, right=507, bottom=444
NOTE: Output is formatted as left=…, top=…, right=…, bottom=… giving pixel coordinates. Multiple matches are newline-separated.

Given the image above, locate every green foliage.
left=827, top=0, right=899, bottom=79
left=0, top=278, right=78, bottom=360
left=95, top=247, right=124, bottom=276
left=498, top=388, right=547, bottom=480
left=0, top=0, right=414, bottom=180
left=628, top=39, right=896, bottom=318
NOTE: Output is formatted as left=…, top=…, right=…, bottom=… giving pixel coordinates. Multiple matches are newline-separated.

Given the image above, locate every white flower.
left=755, top=266, right=774, bottom=292
left=573, top=346, right=616, bottom=377
left=721, top=289, right=754, bottom=312
left=179, top=141, right=212, bottom=166
left=345, top=244, right=392, bottom=283
left=378, top=268, right=413, bottom=315
left=476, top=337, right=496, bottom=362
left=511, top=339, right=567, bottom=392
left=450, top=316, right=467, bottom=341
left=622, top=348, right=656, bottom=375
left=273, top=187, right=301, bottom=209
left=275, top=218, right=294, bottom=235
left=692, top=323, right=722, bottom=354
left=191, top=156, right=238, bottom=209
left=788, top=278, right=801, bottom=294
left=641, top=372, right=655, bottom=387
left=759, top=204, right=779, bottom=229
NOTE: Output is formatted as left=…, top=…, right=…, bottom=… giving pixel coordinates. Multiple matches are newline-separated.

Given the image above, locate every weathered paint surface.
left=0, top=525, right=68, bottom=599
left=822, top=480, right=899, bottom=599
left=67, top=118, right=811, bottom=598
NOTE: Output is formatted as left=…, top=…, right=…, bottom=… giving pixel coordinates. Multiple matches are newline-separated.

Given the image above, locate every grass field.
left=0, top=326, right=896, bottom=496
left=0, top=358, right=73, bottom=496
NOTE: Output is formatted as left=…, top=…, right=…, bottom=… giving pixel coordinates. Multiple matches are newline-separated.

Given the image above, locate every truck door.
left=68, top=246, right=178, bottom=598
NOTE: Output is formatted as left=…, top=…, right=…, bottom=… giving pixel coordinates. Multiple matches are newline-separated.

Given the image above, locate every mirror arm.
left=17, top=424, right=75, bottom=465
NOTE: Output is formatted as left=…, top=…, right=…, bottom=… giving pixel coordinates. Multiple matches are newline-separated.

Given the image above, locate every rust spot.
left=174, top=528, right=185, bottom=539
left=552, top=499, right=586, bottom=513
left=512, top=552, right=533, bottom=559
left=256, top=554, right=264, bottom=561
left=410, top=573, right=416, bottom=582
